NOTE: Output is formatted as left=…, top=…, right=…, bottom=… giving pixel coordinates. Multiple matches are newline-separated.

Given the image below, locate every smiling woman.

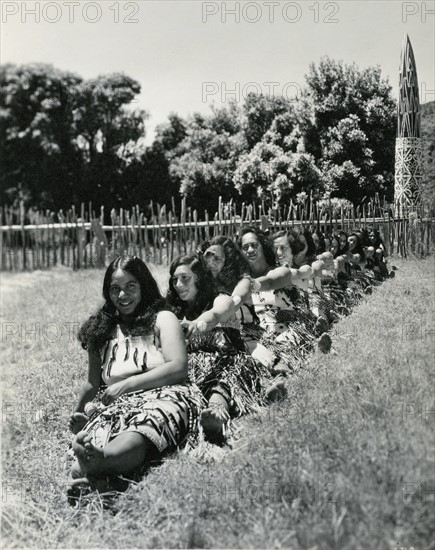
left=167, top=253, right=273, bottom=444
left=109, top=271, right=142, bottom=318
left=67, top=255, right=203, bottom=500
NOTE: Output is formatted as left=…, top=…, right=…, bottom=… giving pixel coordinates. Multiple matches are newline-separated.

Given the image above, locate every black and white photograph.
left=1, top=1, right=434, bottom=548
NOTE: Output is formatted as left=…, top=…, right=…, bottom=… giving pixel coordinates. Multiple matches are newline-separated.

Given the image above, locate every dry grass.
left=1, top=258, right=434, bottom=549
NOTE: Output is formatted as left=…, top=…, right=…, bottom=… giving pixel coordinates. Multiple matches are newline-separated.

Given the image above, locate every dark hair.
left=331, top=233, right=348, bottom=258
left=285, top=229, right=306, bottom=256
left=167, top=254, right=216, bottom=320
left=356, top=228, right=371, bottom=247
left=237, top=226, right=277, bottom=268
left=78, top=255, right=167, bottom=353
left=368, top=228, right=385, bottom=249
left=348, top=233, right=365, bottom=259
left=312, top=230, right=326, bottom=254
left=301, top=229, right=317, bottom=261
left=272, top=230, right=287, bottom=240
left=201, top=236, right=249, bottom=291
left=337, top=231, right=349, bottom=254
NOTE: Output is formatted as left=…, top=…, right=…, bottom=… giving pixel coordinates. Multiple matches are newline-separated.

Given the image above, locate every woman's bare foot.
left=272, top=360, right=291, bottom=376
left=69, top=412, right=89, bottom=434
left=70, top=459, right=85, bottom=479
left=317, top=333, right=332, bottom=354
left=72, top=431, right=105, bottom=476
left=266, top=379, right=287, bottom=402
left=314, top=316, right=329, bottom=336
left=200, top=402, right=230, bottom=443
left=328, top=311, right=340, bottom=323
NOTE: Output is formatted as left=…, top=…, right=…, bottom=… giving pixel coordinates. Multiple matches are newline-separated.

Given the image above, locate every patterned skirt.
left=187, top=327, right=272, bottom=417
left=242, top=310, right=315, bottom=373
left=311, top=276, right=351, bottom=318
left=81, top=382, right=203, bottom=454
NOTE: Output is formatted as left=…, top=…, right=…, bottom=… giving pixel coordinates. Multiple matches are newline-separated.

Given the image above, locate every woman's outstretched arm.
left=255, top=266, right=293, bottom=291
left=255, top=265, right=316, bottom=291
left=231, top=276, right=252, bottom=303
left=183, top=293, right=238, bottom=336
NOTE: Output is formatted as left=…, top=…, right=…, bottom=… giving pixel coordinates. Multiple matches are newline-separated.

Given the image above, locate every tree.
left=1, top=65, right=149, bottom=211
left=320, top=115, right=382, bottom=202
left=242, top=93, right=294, bottom=148
left=153, top=112, right=187, bottom=156
left=73, top=73, right=148, bottom=208
left=234, top=139, right=322, bottom=205
left=166, top=104, right=247, bottom=213
left=0, top=63, right=82, bottom=208
left=298, top=57, right=396, bottom=203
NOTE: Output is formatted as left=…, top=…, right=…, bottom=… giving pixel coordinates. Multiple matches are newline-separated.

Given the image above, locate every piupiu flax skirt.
left=82, top=382, right=203, bottom=453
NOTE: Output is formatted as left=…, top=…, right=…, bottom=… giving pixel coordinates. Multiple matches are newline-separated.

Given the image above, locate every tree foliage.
left=1, top=58, right=401, bottom=213
left=1, top=64, right=148, bottom=210
left=298, top=57, right=396, bottom=203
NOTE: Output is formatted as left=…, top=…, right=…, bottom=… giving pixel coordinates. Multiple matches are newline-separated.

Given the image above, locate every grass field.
left=1, top=257, right=434, bottom=549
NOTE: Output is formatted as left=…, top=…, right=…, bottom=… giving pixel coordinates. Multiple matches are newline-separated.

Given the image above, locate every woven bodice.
left=100, top=325, right=165, bottom=386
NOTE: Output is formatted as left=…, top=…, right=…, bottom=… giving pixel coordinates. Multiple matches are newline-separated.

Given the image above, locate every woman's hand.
left=180, top=318, right=195, bottom=339
left=181, top=319, right=208, bottom=339
left=68, top=412, right=89, bottom=434
left=101, top=381, right=126, bottom=406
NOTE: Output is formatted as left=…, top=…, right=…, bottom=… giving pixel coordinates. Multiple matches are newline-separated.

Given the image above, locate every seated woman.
left=238, top=227, right=332, bottom=358
left=368, top=227, right=393, bottom=278
left=167, top=254, right=273, bottom=444
left=273, top=230, right=335, bottom=334
left=369, top=228, right=386, bottom=259
left=291, top=228, right=318, bottom=269
left=200, top=235, right=290, bottom=379
left=201, top=235, right=253, bottom=310
left=68, top=255, right=202, bottom=497
left=347, top=233, right=366, bottom=266
left=343, top=233, right=378, bottom=299
left=338, top=230, right=349, bottom=253
left=312, top=229, right=326, bottom=256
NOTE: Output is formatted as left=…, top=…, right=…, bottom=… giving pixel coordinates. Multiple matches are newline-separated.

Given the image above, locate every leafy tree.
left=73, top=73, right=148, bottom=208
left=320, top=115, right=383, bottom=202
left=234, top=139, right=322, bottom=204
left=298, top=57, right=396, bottom=203
left=242, top=93, right=294, bottom=148
left=167, top=104, right=247, bottom=213
left=153, top=112, right=187, bottom=157
left=1, top=65, right=149, bottom=211
left=0, top=63, right=82, bottom=208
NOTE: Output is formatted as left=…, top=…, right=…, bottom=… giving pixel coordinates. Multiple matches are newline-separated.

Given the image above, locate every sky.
left=2, top=0, right=434, bottom=143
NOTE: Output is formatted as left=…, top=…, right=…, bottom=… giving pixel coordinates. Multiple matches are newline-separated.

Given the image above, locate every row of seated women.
left=67, top=226, right=394, bottom=499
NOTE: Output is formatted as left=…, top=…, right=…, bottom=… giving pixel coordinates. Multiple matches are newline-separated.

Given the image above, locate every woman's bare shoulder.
left=155, top=310, right=179, bottom=325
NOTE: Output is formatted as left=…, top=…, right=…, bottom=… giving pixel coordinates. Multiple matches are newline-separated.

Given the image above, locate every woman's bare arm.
left=119, top=311, right=188, bottom=395
left=255, top=266, right=293, bottom=291
left=73, top=350, right=101, bottom=413
left=186, top=294, right=237, bottom=335
left=231, top=276, right=252, bottom=303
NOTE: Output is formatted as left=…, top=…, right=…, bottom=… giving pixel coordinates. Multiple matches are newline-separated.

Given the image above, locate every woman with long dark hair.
left=68, top=255, right=202, bottom=497
left=237, top=227, right=332, bottom=360
left=272, top=229, right=336, bottom=339
left=167, top=254, right=273, bottom=444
